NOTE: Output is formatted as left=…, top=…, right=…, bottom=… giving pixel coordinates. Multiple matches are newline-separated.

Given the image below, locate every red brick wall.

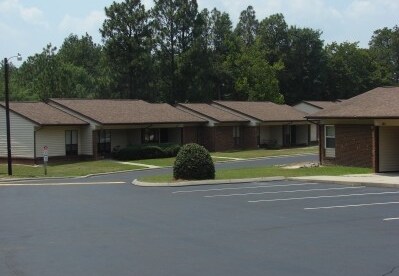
left=321, top=124, right=375, bottom=168
left=182, top=127, right=201, bottom=145
left=242, top=126, right=258, bottom=149
left=202, top=127, right=215, bottom=151
left=214, top=126, right=235, bottom=152
left=183, top=126, right=258, bottom=152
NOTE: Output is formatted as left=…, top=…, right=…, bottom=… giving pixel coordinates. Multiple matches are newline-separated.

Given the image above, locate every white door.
left=379, top=127, right=399, bottom=172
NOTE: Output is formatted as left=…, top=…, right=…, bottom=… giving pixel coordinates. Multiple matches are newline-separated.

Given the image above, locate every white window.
left=65, top=130, right=78, bottom=156
left=325, top=125, right=335, bottom=158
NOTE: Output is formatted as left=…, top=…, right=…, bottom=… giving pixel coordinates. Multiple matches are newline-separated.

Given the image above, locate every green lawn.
left=133, top=147, right=318, bottom=167
left=134, top=156, right=234, bottom=167
left=139, top=165, right=372, bottom=183
left=212, top=146, right=318, bottom=159
left=0, top=147, right=320, bottom=178
left=0, top=160, right=145, bottom=178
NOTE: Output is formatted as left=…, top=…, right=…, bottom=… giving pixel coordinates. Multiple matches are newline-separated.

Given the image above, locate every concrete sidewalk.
left=290, top=173, right=399, bottom=188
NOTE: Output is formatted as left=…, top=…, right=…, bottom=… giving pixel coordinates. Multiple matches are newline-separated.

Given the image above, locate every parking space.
left=1, top=179, right=398, bottom=276
left=171, top=180, right=399, bottom=223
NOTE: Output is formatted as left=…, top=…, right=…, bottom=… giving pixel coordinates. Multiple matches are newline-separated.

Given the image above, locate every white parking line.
left=383, top=217, right=399, bottom=221
left=172, top=182, right=320, bottom=194
left=248, top=191, right=399, bottom=203
left=0, top=182, right=126, bottom=186
left=204, top=186, right=364, bottom=198
left=305, top=202, right=399, bottom=210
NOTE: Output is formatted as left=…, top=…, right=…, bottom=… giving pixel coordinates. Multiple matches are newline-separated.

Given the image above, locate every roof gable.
left=49, top=99, right=207, bottom=125
left=308, top=87, right=399, bottom=119
left=213, top=101, right=307, bottom=122
left=177, top=103, right=249, bottom=123
left=301, top=101, right=342, bottom=110
left=0, top=102, right=88, bottom=126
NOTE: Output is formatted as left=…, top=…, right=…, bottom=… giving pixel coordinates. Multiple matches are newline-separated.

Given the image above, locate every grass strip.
left=212, top=146, right=318, bottom=159
left=139, top=165, right=372, bottom=183
left=0, top=160, right=145, bottom=178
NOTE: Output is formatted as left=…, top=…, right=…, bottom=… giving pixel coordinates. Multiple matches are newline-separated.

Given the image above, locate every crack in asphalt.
left=382, top=265, right=399, bottom=276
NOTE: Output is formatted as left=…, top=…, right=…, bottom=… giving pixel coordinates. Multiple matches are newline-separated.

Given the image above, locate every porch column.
left=92, top=130, right=98, bottom=160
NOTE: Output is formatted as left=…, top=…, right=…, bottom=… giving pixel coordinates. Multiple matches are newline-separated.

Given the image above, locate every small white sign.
left=43, top=146, right=48, bottom=162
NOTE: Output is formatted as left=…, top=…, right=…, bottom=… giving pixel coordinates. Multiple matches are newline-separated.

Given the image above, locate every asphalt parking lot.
left=0, top=179, right=398, bottom=276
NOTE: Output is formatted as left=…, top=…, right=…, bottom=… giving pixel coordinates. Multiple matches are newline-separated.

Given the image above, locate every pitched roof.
left=177, top=103, right=249, bottom=123
left=0, top=102, right=88, bottom=126
left=308, top=87, right=399, bottom=119
left=212, top=101, right=307, bottom=122
left=49, top=99, right=206, bottom=125
left=301, top=101, right=342, bottom=110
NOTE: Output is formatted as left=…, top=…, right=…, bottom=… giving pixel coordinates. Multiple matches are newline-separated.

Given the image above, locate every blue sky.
left=1, top=0, right=398, bottom=61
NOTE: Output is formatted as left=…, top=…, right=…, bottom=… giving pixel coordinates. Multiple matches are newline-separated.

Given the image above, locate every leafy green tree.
left=369, top=26, right=399, bottom=84
left=279, top=27, right=326, bottom=104
left=230, top=44, right=284, bottom=103
left=58, top=33, right=109, bottom=98
left=101, top=0, right=154, bottom=99
left=17, top=44, right=96, bottom=100
left=257, top=13, right=289, bottom=65
left=179, top=8, right=214, bottom=102
left=0, top=61, right=30, bottom=101
left=208, top=8, right=236, bottom=100
left=234, top=5, right=258, bottom=47
left=325, top=42, right=381, bottom=99
left=152, top=0, right=199, bottom=103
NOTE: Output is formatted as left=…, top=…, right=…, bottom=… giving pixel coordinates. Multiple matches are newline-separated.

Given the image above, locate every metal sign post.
left=43, top=146, right=48, bottom=175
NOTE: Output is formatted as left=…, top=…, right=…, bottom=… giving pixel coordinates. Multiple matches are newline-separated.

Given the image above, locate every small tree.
left=173, top=143, right=215, bottom=180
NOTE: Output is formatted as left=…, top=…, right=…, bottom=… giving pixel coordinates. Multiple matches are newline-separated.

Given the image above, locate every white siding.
left=310, top=124, right=318, bottom=142
left=325, top=148, right=335, bottom=158
left=0, top=107, right=35, bottom=158
left=271, top=126, right=283, bottom=146
left=260, top=126, right=283, bottom=146
left=295, top=125, right=309, bottom=145
left=260, top=126, right=271, bottom=143
left=379, top=127, right=399, bottom=172
left=80, top=125, right=94, bottom=155
left=111, top=129, right=128, bottom=150
left=293, top=102, right=321, bottom=114
left=35, top=126, right=82, bottom=157
left=127, top=129, right=142, bottom=145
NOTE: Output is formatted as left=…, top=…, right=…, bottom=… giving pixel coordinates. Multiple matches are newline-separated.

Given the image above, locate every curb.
left=0, top=153, right=316, bottom=183
left=133, top=176, right=285, bottom=187
left=288, top=177, right=399, bottom=189
left=0, top=167, right=166, bottom=183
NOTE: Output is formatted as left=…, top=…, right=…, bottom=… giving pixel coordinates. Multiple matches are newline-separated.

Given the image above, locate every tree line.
left=1, top=0, right=399, bottom=105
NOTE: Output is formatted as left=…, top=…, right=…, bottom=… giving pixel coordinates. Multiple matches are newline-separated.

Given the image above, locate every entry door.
left=379, top=127, right=399, bottom=172
left=160, top=129, right=169, bottom=143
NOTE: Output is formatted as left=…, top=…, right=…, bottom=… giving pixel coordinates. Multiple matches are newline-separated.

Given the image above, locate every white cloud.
left=19, top=6, right=48, bottom=27
left=0, top=0, right=48, bottom=27
left=345, top=0, right=376, bottom=19
left=0, top=0, right=18, bottom=13
left=59, top=10, right=106, bottom=35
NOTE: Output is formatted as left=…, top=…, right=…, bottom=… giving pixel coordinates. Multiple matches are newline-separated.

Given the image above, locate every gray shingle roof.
left=49, top=99, right=207, bottom=125
left=177, top=103, right=249, bottom=123
left=302, top=101, right=342, bottom=110
left=213, top=101, right=307, bottom=122
left=307, top=87, right=399, bottom=119
left=0, top=102, right=88, bottom=126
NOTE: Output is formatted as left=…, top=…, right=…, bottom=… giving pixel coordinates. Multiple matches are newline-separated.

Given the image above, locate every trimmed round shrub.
left=173, top=143, right=215, bottom=180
